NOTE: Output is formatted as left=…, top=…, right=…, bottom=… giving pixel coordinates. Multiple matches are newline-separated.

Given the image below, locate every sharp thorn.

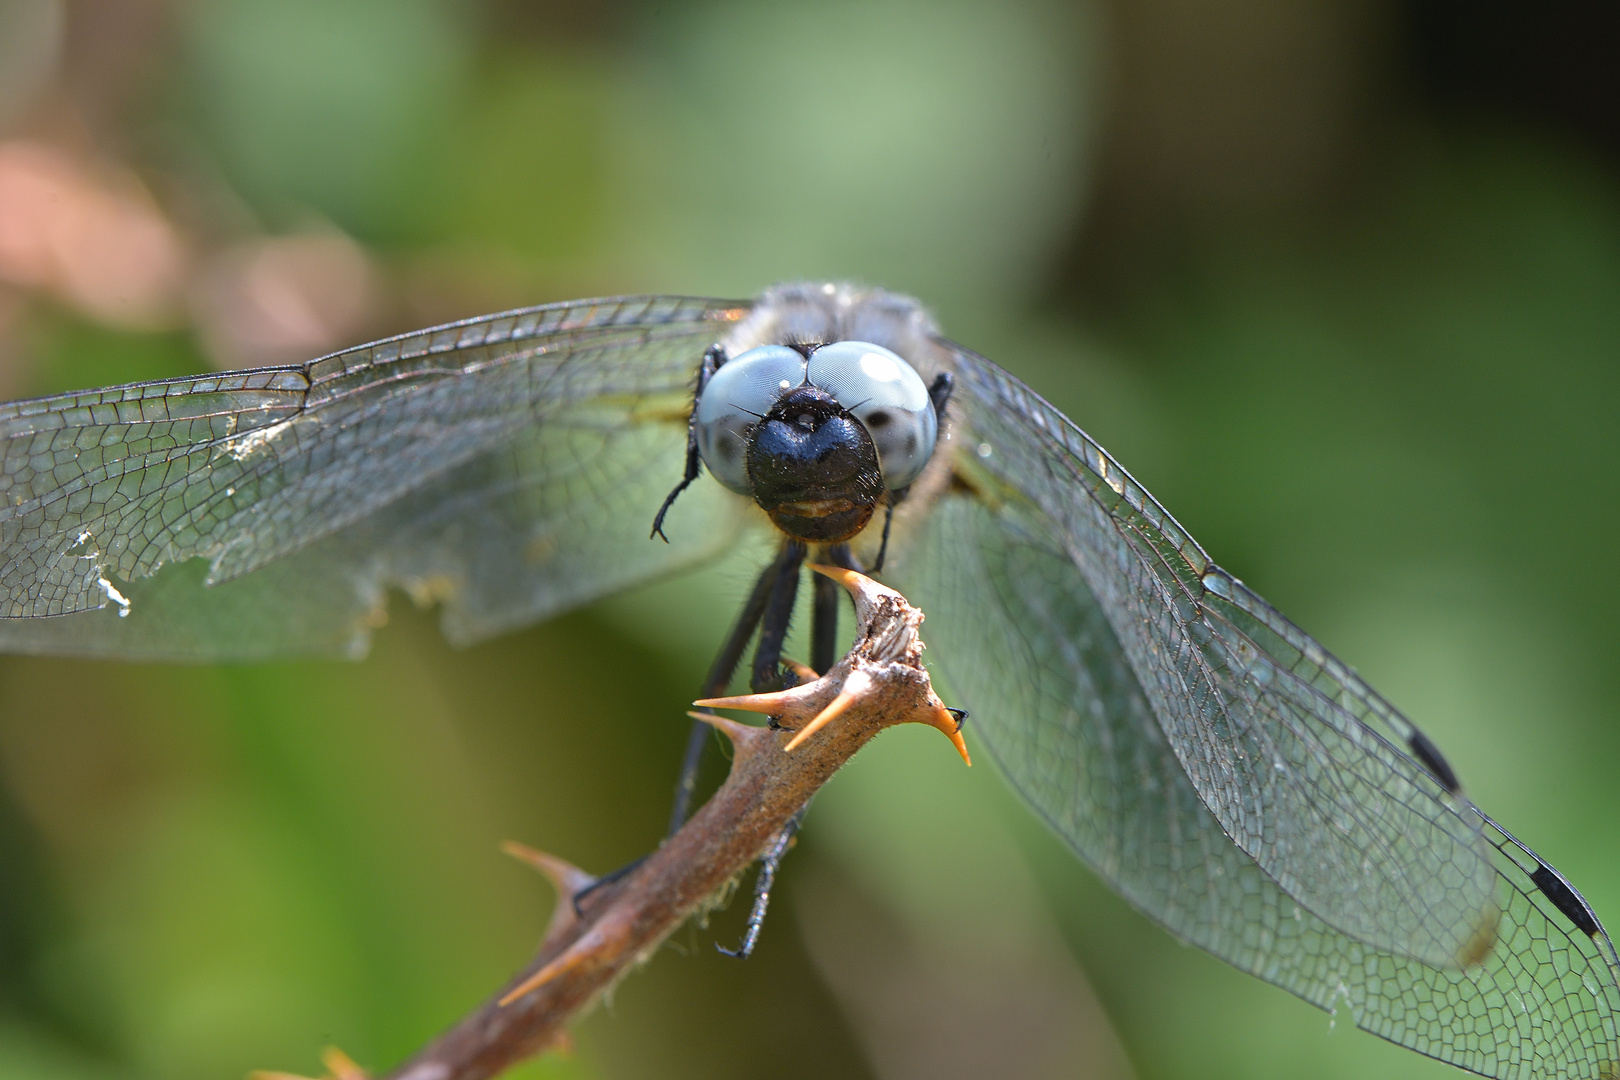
left=693, top=684, right=816, bottom=714
left=687, top=710, right=768, bottom=754
left=806, top=562, right=860, bottom=589
left=807, top=564, right=906, bottom=627
left=929, top=703, right=972, bottom=765
left=499, top=940, right=588, bottom=1006
left=501, top=842, right=596, bottom=902
left=498, top=915, right=631, bottom=1007
left=783, top=688, right=859, bottom=752
left=251, top=1048, right=367, bottom=1080
left=321, top=1048, right=367, bottom=1080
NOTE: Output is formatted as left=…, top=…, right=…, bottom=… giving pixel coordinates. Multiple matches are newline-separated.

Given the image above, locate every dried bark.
left=261, top=567, right=967, bottom=1080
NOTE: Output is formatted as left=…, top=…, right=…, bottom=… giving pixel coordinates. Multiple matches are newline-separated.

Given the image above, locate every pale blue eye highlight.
left=807, top=341, right=936, bottom=489
left=695, top=345, right=806, bottom=494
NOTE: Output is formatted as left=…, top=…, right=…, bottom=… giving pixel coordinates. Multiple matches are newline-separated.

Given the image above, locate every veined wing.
left=0, top=295, right=754, bottom=659
left=888, top=342, right=1620, bottom=1076
left=934, top=340, right=1498, bottom=967
left=897, top=492, right=1620, bottom=1078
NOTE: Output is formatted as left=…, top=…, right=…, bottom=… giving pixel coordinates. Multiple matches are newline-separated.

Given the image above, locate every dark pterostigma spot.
left=1532, top=862, right=1602, bottom=937
left=1409, top=729, right=1460, bottom=793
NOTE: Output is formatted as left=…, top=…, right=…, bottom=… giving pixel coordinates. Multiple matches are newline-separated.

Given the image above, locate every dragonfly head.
left=693, top=339, right=939, bottom=543
left=746, top=385, right=885, bottom=542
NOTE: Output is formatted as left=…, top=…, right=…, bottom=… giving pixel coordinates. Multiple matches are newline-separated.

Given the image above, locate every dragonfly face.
left=0, top=282, right=1614, bottom=1079
left=690, top=338, right=938, bottom=543
left=739, top=381, right=884, bottom=542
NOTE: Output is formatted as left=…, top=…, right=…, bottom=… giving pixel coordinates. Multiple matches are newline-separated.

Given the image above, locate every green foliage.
left=3, top=3, right=1619, bottom=1079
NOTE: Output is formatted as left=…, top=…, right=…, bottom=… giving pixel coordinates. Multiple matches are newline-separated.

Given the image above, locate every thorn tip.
left=687, top=709, right=765, bottom=750
left=499, top=919, right=626, bottom=1006
left=321, top=1048, right=366, bottom=1080
left=693, top=689, right=795, bottom=714
left=501, top=842, right=595, bottom=900
left=783, top=689, right=859, bottom=751
left=929, top=704, right=972, bottom=765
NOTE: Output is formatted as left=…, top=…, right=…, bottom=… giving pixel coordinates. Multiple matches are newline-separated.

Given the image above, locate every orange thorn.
left=499, top=916, right=623, bottom=1007
left=499, top=948, right=582, bottom=1006
left=808, top=564, right=909, bottom=630
left=782, top=657, right=819, bottom=683
left=250, top=1049, right=367, bottom=1080
left=692, top=675, right=825, bottom=716
left=806, top=563, right=860, bottom=589
left=808, top=563, right=903, bottom=605
left=501, top=842, right=596, bottom=900
left=693, top=690, right=789, bottom=713
left=783, top=689, right=859, bottom=752
left=927, top=703, right=972, bottom=765
left=687, top=710, right=763, bottom=749
left=321, top=1048, right=367, bottom=1080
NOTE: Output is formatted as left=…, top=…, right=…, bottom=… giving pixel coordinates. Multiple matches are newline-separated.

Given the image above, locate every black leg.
left=811, top=569, right=839, bottom=676
left=718, top=542, right=842, bottom=958
left=750, top=541, right=806, bottom=692
left=717, top=808, right=805, bottom=959
left=581, top=541, right=801, bottom=916
left=666, top=540, right=825, bottom=954
left=651, top=344, right=726, bottom=541
left=870, top=501, right=895, bottom=573
left=825, top=541, right=861, bottom=573
left=668, top=541, right=797, bottom=835
left=852, top=371, right=948, bottom=572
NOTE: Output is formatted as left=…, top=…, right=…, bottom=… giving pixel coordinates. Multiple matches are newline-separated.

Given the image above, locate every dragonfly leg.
left=618, top=541, right=833, bottom=945
left=810, top=565, right=840, bottom=677
left=714, top=552, right=844, bottom=953
left=851, top=371, right=947, bottom=575
left=669, top=539, right=802, bottom=834
left=651, top=344, right=726, bottom=542
left=869, top=501, right=895, bottom=573
left=824, top=540, right=862, bottom=574
left=717, top=808, right=805, bottom=959
left=569, top=855, right=646, bottom=918
left=749, top=541, right=807, bottom=692
left=578, top=539, right=798, bottom=916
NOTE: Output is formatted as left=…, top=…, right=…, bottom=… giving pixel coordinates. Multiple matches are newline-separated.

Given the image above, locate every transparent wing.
left=0, top=295, right=755, bottom=660
left=889, top=343, right=1620, bottom=1077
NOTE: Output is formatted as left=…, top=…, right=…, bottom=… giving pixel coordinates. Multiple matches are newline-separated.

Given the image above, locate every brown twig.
left=360, top=566, right=967, bottom=1080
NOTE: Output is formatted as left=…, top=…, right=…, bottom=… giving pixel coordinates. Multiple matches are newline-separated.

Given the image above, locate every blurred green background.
left=0, top=1, right=1617, bottom=1078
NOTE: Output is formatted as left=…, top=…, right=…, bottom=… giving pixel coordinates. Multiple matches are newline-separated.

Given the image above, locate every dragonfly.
left=0, top=282, right=1614, bottom=1079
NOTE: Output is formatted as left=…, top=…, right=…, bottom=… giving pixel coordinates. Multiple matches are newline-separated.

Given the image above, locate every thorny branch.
left=258, top=567, right=968, bottom=1080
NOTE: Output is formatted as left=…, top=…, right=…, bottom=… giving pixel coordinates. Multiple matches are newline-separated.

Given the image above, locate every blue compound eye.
left=694, top=345, right=807, bottom=494
left=806, top=341, right=937, bottom=489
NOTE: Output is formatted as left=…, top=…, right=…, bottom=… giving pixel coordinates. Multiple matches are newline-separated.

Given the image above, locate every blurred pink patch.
left=195, top=232, right=380, bottom=369
left=0, top=140, right=185, bottom=328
